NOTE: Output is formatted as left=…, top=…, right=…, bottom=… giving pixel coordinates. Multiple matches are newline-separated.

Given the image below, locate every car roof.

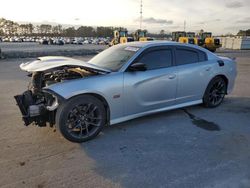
left=123, top=40, right=214, bottom=55
left=117, top=40, right=218, bottom=61
left=121, top=41, right=178, bottom=48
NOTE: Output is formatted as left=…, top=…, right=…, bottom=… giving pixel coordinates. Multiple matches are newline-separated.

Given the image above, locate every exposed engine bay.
left=14, top=57, right=106, bottom=127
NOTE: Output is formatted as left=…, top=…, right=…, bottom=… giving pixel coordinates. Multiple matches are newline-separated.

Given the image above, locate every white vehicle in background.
left=9, top=37, right=15, bottom=42
left=54, top=38, right=65, bottom=45
left=83, top=40, right=90, bottom=44
left=92, top=39, right=99, bottom=45
left=39, top=38, right=49, bottom=45
left=65, top=38, right=74, bottom=44
left=73, top=37, right=84, bottom=45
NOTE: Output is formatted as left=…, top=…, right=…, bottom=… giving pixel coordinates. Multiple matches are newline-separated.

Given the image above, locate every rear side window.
left=176, top=48, right=199, bottom=65
left=176, top=47, right=208, bottom=65
left=198, top=51, right=207, bottom=62
left=139, top=49, right=172, bottom=70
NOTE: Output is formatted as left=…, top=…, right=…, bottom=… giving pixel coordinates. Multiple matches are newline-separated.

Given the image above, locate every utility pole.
left=140, top=0, right=143, bottom=29
left=184, top=20, right=186, bottom=31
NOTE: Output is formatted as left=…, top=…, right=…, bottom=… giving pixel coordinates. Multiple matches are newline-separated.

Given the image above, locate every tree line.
left=237, top=29, right=250, bottom=36
left=0, top=18, right=128, bottom=37
left=0, top=17, right=169, bottom=38
left=4, top=17, right=247, bottom=38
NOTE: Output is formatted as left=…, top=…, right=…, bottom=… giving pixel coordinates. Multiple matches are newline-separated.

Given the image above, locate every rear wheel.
left=203, top=77, right=227, bottom=108
left=56, top=95, right=106, bottom=142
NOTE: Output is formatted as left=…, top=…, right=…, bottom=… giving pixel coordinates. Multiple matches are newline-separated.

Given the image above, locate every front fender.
left=44, top=73, right=124, bottom=121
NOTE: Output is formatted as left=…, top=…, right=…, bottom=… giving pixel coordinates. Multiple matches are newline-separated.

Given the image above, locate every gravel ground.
left=0, top=51, right=250, bottom=188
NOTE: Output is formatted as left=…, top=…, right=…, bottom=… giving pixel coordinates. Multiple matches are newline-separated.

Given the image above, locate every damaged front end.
left=14, top=89, right=58, bottom=127
left=14, top=57, right=102, bottom=127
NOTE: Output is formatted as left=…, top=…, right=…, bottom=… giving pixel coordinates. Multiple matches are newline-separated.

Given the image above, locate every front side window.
left=176, top=48, right=199, bottom=65
left=138, top=49, right=172, bottom=70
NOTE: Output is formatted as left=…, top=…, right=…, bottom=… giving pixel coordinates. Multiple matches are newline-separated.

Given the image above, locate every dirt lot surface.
left=0, top=51, right=250, bottom=188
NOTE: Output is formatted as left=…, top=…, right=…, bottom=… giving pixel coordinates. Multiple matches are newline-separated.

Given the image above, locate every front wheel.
left=203, top=77, right=227, bottom=108
left=56, top=95, right=106, bottom=142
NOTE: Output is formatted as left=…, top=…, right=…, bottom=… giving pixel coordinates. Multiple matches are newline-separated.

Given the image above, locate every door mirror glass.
left=129, top=62, right=147, bottom=71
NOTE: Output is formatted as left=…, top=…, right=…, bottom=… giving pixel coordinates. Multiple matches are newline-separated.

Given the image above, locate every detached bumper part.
left=14, top=90, right=54, bottom=127
left=14, top=91, right=35, bottom=126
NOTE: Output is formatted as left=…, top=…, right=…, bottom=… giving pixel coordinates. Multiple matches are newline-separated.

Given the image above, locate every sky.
left=0, top=0, right=249, bottom=34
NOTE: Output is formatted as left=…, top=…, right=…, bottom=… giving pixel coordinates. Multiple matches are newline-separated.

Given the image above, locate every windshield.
left=88, top=45, right=140, bottom=71
left=139, top=32, right=146, bottom=37
left=119, top=31, right=127, bottom=37
left=187, top=33, right=195, bottom=37
left=203, top=33, right=212, bottom=38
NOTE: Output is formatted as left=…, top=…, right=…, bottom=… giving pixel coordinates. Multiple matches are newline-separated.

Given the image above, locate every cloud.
left=142, top=17, right=173, bottom=24
left=236, top=17, right=250, bottom=23
left=74, top=18, right=80, bottom=21
left=197, top=22, right=205, bottom=25
left=197, top=19, right=221, bottom=25
left=226, top=1, right=244, bottom=8
left=224, top=25, right=248, bottom=30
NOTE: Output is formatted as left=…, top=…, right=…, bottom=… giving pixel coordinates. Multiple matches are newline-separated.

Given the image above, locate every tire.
left=56, top=95, right=106, bottom=143
left=203, top=77, right=227, bottom=108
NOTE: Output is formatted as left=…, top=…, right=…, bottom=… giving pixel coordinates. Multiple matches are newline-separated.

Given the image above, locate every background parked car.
left=54, top=38, right=65, bottom=45
left=39, top=38, right=49, bottom=45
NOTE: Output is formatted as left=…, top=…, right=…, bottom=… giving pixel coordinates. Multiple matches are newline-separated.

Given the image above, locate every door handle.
left=205, top=67, right=212, bottom=71
left=168, top=74, right=176, bottom=79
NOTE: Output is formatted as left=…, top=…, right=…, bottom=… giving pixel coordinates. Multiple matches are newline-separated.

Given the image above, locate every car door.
left=174, top=46, right=213, bottom=104
left=123, top=46, right=178, bottom=116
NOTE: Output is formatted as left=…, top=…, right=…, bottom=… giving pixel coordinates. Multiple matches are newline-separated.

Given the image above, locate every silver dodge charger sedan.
left=15, top=41, right=237, bottom=142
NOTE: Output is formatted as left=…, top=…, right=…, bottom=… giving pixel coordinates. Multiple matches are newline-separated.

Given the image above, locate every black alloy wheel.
left=203, top=77, right=227, bottom=108
left=56, top=95, right=106, bottom=142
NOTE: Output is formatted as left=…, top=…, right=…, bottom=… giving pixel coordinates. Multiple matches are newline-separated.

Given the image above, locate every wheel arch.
left=67, top=92, right=111, bottom=125
left=202, top=74, right=228, bottom=108
left=203, top=74, right=229, bottom=98
left=212, top=74, right=229, bottom=94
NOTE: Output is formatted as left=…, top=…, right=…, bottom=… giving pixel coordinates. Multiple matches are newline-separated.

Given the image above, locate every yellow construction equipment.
left=186, top=32, right=205, bottom=46
left=199, top=32, right=221, bottom=52
left=185, top=32, right=196, bottom=44
left=172, top=31, right=196, bottom=44
left=172, top=31, right=187, bottom=43
left=172, top=31, right=221, bottom=52
left=133, top=29, right=148, bottom=41
left=109, top=29, right=129, bottom=46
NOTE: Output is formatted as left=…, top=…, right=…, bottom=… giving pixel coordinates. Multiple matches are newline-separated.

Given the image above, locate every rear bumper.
left=227, top=67, right=237, bottom=94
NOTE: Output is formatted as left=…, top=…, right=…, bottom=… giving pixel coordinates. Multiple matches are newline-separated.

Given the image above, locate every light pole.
left=140, top=0, right=143, bottom=29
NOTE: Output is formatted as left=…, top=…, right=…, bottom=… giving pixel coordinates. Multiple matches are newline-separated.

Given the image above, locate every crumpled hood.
left=20, top=56, right=111, bottom=73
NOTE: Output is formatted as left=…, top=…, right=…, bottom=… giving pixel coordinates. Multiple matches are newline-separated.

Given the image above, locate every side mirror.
left=129, top=62, right=147, bottom=71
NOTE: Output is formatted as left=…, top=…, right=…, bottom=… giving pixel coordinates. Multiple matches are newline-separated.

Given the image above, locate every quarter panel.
left=176, top=60, right=216, bottom=103
left=210, top=57, right=237, bottom=94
